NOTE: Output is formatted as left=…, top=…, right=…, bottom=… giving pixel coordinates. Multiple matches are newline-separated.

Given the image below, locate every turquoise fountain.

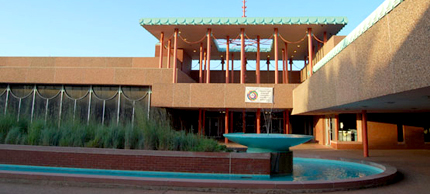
left=223, top=133, right=313, bottom=153
left=223, top=133, right=313, bottom=175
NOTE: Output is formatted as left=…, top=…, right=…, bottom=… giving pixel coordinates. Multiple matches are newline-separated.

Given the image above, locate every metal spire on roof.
left=242, top=0, right=247, bottom=17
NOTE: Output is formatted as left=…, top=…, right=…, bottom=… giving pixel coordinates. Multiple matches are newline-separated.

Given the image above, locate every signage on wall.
left=245, top=87, right=273, bottom=103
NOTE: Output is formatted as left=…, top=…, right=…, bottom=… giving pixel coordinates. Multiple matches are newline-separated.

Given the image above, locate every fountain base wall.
left=0, top=144, right=271, bottom=175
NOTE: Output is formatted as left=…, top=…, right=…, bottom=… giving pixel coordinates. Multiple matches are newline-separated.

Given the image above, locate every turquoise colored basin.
left=223, top=133, right=313, bottom=153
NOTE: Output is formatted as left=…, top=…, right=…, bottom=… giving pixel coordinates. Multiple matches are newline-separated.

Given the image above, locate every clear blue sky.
left=0, top=0, right=385, bottom=57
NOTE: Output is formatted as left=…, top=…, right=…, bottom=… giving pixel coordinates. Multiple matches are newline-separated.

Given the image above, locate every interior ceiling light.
left=297, top=45, right=300, bottom=48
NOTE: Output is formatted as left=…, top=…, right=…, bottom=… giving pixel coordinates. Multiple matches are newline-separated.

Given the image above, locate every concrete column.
left=198, top=109, right=202, bottom=135
left=240, top=28, right=245, bottom=84
left=285, top=110, right=290, bottom=134
left=274, top=28, right=279, bottom=84
left=230, top=112, right=233, bottom=133
left=304, top=55, right=308, bottom=79
left=256, top=36, right=261, bottom=84
left=285, top=42, right=289, bottom=84
left=289, top=58, right=293, bottom=83
left=323, top=31, right=327, bottom=44
left=199, top=43, right=203, bottom=83
left=334, top=115, right=339, bottom=141
left=172, top=29, right=178, bottom=83
left=242, top=110, right=246, bottom=133
left=362, top=110, right=369, bottom=157
left=283, top=111, right=286, bottom=134
left=206, top=28, right=211, bottom=83
left=282, top=49, right=285, bottom=84
left=203, top=52, right=207, bottom=83
left=167, top=39, right=171, bottom=68
left=231, top=53, right=234, bottom=83
left=159, top=32, right=164, bottom=69
left=307, top=28, right=313, bottom=76
left=226, top=36, right=230, bottom=83
left=202, top=110, right=206, bottom=136
left=225, top=108, right=229, bottom=144
left=256, top=109, right=261, bottom=134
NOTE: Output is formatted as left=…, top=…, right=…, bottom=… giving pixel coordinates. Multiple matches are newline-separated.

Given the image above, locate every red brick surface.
left=0, top=145, right=270, bottom=175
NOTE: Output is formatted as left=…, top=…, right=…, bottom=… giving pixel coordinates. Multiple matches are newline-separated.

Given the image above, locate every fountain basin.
left=223, top=133, right=313, bottom=153
left=0, top=157, right=397, bottom=192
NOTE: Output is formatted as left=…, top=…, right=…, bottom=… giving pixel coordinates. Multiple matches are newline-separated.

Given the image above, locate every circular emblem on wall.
left=247, top=90, right=258, bottom=101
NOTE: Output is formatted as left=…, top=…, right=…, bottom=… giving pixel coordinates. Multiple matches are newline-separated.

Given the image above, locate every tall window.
left=424, top=127, right=430, bottom=143
left=397, top=124, right=404, bottom=143
left=338, top=114, right=357, bottom=142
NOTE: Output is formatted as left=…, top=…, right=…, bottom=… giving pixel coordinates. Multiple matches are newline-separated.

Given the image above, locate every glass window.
left=397, top=124, right=404, bottom=143
left=338, top=114, right=357, bottom=142
left=214, top=39, right=273, bottom=52
left=424, top=127, right=430, bottom=143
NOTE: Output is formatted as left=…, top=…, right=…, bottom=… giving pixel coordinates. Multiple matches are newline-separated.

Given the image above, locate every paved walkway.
left=1, top=144, right=429, bottom=194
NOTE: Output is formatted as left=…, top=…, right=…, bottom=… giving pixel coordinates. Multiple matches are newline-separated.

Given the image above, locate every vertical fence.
left=0, top=84, right=150, bottom=126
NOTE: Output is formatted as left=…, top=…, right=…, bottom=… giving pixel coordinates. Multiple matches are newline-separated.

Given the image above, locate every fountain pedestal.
left=223, top=133, right=313, bottom=176
left=271, top=151, right=293, bottom=175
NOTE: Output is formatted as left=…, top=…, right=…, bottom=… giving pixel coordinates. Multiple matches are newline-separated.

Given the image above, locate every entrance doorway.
left=205, top=117, right=223, bottom=138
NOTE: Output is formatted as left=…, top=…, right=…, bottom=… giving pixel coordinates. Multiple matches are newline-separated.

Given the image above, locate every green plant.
left=27, top=119, right=44, bottom=145
left=40, top=127, right=60, bottom=146
left=5, top=126, right=22, bottom=144
left=0, top=114, right=15, bottom=143
left=0, top=107, right=225, bottom=152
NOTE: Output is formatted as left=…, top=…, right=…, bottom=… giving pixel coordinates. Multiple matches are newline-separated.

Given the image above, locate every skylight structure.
left=214, top=38, right=273, bottom=52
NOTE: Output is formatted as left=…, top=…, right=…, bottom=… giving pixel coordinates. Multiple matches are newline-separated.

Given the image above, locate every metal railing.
left=0, top=84, right=151, bottom=126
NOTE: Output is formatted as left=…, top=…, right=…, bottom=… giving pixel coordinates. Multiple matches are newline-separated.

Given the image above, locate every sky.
left=0, top=0, right=386, bottom=58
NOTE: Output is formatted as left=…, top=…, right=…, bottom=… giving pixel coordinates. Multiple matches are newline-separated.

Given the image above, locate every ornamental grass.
left=0, top=108, right=225, bottom=152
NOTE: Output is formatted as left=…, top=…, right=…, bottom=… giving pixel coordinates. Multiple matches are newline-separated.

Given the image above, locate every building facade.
left=0, top=0, right=429, bottom=155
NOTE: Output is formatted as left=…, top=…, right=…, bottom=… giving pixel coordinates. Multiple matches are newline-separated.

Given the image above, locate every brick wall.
left=0, top=145, right=270, bottom=175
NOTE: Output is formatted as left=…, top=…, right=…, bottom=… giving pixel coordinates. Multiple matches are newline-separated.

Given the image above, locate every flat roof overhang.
left=140, top=17, right=347, bottom=60
left=296, top=86, right=430, bottom=115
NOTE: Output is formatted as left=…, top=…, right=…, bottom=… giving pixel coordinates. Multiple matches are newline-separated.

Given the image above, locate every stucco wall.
left=0, top=57, right=196, bottom=86
left=189, top=70, right=301, bottom=84
left=152, top=83, right=298, bottom=109
left=313, top=116, right=325, bottom=145
left=293, top=0, right=430, bottom=115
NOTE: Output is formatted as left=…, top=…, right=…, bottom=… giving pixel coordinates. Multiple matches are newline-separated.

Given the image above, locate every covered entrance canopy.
left=140, top=17, right=347, bottom=60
